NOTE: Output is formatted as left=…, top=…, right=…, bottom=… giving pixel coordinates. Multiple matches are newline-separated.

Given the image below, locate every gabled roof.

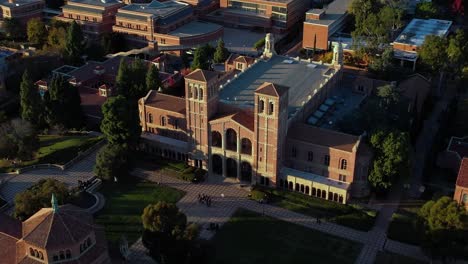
left=456, top=158, right=468, bottom=188
left=210, top=111, right=254, bottom=132
left=22, top=204, right=95, bottom=250
left=255, top=82, right=289, bottom=97
left=185, top=69, right=218, bottom=82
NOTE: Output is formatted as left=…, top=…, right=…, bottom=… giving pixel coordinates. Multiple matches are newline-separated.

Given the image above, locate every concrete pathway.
left=132, top=167, right=428, bottom=263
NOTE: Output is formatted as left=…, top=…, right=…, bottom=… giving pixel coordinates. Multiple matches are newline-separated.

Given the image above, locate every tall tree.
left=27, top=18, right=47, bottom=46
left=100, top=95, right=141, bottom=146
left=3, top=18, right=23, bottom=40
left=419, top=35, right=447, bottom=95
left=64, top=21, right=84, bottom=66
left=19, top=70, right=41, bottom=125
left=447, top=30, right=467, bottom=77
left=47, top=75, right=84, bottom=129
left=368, top=129, right=409, bottom=190
left=214, top=38, right=229, bottom=63
left=415, top=2, right=438, bottom=19
left=418, top=196, right=467, bottom=260
left=94, top=143, right=129, bottom=181
left=47, top=26, right=67, bottom=52
left=116, top=58, right=132, bottom=97
left=0, top=119, right=39, bottom=160
left=146, top=64, right=161, bottom=91
left=191, top=45, right=210, bottom=70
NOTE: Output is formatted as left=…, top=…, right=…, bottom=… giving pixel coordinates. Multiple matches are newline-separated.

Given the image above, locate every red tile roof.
left=288, top=123, right=360, bottom=152
left=210, top=111, right=254, bottom=131
left=22, top=205, right=95, bottom=250
left=0, top=213, right=22, bottom=239
left=144, top=90, right=186, bottom=114
left=255, top=82, right=289, bottom=97
left=456, top=158, right=468, bottom=188
left=78, top=87, right=106, bottom=119
left=185, top=69, right=218, bottom=82
left=0, top=233, right=18, bottom=264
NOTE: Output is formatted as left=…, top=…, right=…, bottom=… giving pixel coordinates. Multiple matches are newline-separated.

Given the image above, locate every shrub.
left=250, top=189, right=267, bottom=201
left=253, top=38, right=265, bottom=50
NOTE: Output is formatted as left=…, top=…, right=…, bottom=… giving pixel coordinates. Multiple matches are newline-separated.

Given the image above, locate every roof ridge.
left=55, top=212, right=77, bottom=247
left=22, top=210, right=53, bottom=246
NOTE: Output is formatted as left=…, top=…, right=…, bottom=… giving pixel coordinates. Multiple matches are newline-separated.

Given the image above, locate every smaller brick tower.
left=253, top=82, right=289, bottom=187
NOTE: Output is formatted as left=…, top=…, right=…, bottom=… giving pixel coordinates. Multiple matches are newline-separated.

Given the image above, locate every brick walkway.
left=132, top=168, right=429, bottom=263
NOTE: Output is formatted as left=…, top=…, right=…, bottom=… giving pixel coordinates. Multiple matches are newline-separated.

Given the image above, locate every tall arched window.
left=340, top=159, right=347, bottom=170
left=148, top=113, right=153, bottom=123
left=192, top=87, right=197, bottom=99
left=66, top=249, right=71, bottom=259
left=199, top=88, right=203, bottom=100
left=38, top=251, right=44, bottom=260
left=258, top=99, right=265, bottom=113
left=29, top=248, right=34, bottom=256
left=60, top=251, right=65, bottom=260
left=161, top=116, right=166, bottom=126
left=268, top=101, right=274, bottom=115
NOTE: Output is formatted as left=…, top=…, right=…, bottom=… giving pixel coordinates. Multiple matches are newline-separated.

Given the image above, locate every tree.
left=20, top=70, right=41, bottom=125
left=0, top=119, right=39, bottom=160
left=191, top=45, right=210, bottom=70
left=368, top=130, right=409, bottom=190
left=368, top=47, right=394, bottom=76
left=101, top=32, right=127, bottom=54
left=116, top=58, right=132, bottom=96
left=146, top=64, right=161, bottom=91
left=116, top=58, right=148, bottom=100
left=419, top=35, right=448, bottom=95
left=142, top=202, right=200, bottom=264
left=14, top=178, right=69, bottom=220
left=94, top=143, right=129, bottom=181
left=415, top=2, right=438, bottom=19
left=47, top=75, right=84, bottom=129
left=377, top=84, right=400, bottom=107
left=447, top=30, right=467, bottom=77
left=47, top=26, right=67, bottom=52
left=100, top=95, right=141, bottom=146
left=3, top=18, right=23, bottom=40
left=418, top=197, right=468, bottom=260
left=213, top=38, right=229, bottom=63
left=64, top=21, right=84, bottom=66
left=27, top=18, right=47, bottom=46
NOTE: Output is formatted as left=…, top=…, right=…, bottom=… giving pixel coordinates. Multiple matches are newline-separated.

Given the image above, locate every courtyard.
left=208, top=209, right=362, bottom=264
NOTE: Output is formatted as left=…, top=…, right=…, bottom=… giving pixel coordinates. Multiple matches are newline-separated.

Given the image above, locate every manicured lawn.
left=0, top=135, right=103, bottom=172
left=375, top=251, right=427, bottom=264
left=139, top=156, right=205, bottom=182
left=387, top=200, right=425, bottom=246
left=94, top=178, right=185, bottom=247
left=254, top=187, right=377, bottom=231
left=208, top=209, right=362, bottom=264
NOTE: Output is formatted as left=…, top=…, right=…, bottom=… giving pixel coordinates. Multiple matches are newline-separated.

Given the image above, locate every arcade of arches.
left=211, top=154, right=252, bottom=182
left=278, top=178, right=347, bottom=204
left=210, top=130, right=253, bottom=156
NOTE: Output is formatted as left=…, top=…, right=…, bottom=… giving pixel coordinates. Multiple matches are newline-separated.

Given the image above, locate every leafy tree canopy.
left=214, top=38, right=229, bottom=63
left=94, top=143, right=129, bottom=181
left=27, top=18, right=47, bottom=46
left=20, top=70, right=41, bottom=125
left=0, top=119, right=39, bottom=161
left=64, top=21, right=85, bottom=66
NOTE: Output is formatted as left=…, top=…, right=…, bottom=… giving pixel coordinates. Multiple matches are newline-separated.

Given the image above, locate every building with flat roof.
left=0, top=0, right=45, bottom=27
left=393, top=18, right=452, bottom=68
left=208, top=0, right=310, bottom=33
left=112, top=0, right=223, bottom=49
left=57, top=0, right=124, bottom=39
left=138, top=35, right=372, bottom=203
left=302, top=0, right=352, bottom=51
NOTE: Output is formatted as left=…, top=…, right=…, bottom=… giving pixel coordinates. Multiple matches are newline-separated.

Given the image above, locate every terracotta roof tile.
left=255, top=82, right=289, bottom=97
left=210, top=111, right=254, bottom=131
left=22, top=205, right=95, bottom=250
left=145, top=90, right=186, bottom=114
left=0, top=233, right=18, bottom=264
left=288, top=123, right=359, bottom=152
left=456, top=158, right=468, bottom=188
left=184, top=69, right=218, bottom=82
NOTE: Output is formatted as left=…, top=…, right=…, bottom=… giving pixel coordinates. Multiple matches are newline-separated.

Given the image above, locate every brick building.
left=213, top=0, right=310, bottom=33
left=454, top=157, right=468, bottom=210
left=112, top=0, right=223, bottom=49
left=58, top=0, right=124, bottom=39
left=0, top=0, right=45, bottom=27
left=0, top=196, right=110, bottom=264
left=303, top=0, right=352, bottom=51
left=138, top=35, right=372, bottom=203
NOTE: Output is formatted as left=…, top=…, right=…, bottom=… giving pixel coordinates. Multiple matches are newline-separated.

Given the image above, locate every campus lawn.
left=254, top=187, right=377, bottom=231
left=387, top=200, right=425, bottom=245
left=208, top=209, right=362, bottom=264
left=94, top=178, right=185, bottom=247
left=0, top=134, right=103, bottom=172
left=375, top=251, right=427, bottom=264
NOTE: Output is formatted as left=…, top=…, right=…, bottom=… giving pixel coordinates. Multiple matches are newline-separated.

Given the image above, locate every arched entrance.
left=212, top=155, right=222, bottom=175
left=226, top=158, right=237, bottom=178
left=226, top=129, right=237, bottom=151
left=240, top=161, right=252, bottom=182
left=211, top=131, right=222, bottom=148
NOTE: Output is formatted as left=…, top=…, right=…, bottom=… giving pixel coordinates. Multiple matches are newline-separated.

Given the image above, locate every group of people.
left=198, top=193, right=212, bottom=207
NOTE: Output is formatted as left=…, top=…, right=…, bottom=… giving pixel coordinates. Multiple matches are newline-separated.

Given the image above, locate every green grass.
left=94, top=178, right=185, bottom=247
left=256, top=187, right=377, bottom=231
left=375, top=251, right=427, bottom=264
left=387, top=200, right=425, bottom=245
left=208, top=209, right=362, bottom=264
left=0, top=135, right=103, bottom=172
left=140, top=157, right=205, bottom=182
